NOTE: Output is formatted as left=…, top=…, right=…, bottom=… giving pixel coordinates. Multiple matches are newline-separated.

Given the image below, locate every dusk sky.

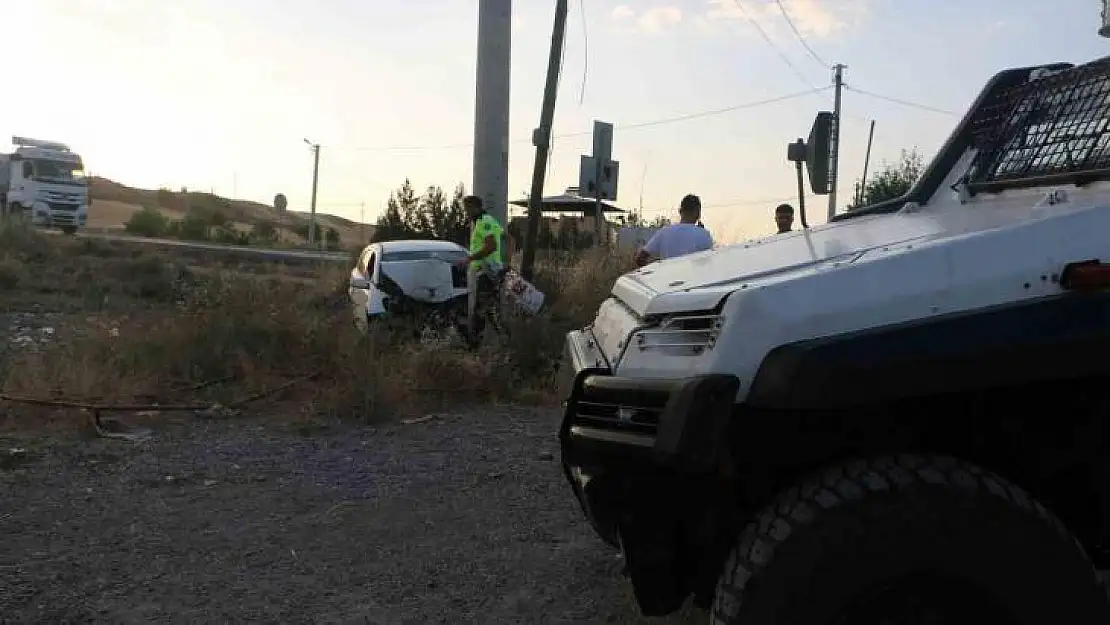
left=10, top=0, right=1110, bottom=241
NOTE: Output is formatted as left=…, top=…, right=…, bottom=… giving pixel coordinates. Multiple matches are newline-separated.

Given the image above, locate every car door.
left=366, top=251, right=387, bottom=315
left=349, top=245, right=373, bottom=323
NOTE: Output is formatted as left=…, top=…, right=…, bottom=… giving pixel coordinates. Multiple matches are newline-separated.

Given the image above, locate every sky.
left=8, top=0, right=1110, bottom=241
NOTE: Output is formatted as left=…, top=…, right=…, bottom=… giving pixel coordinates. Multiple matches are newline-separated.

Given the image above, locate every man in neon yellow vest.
left=457, top=194, right=510, bottom=343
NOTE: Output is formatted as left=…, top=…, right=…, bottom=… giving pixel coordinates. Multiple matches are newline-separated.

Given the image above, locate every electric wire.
left=847, top=86, right=957, bottom=116
left=773, top=0, right=828, bottom=68
left=729, top=0, right=825, bottom=96
left=578, top=0, right=588, bottom=106
left=331, top=88, right=827, bottom=152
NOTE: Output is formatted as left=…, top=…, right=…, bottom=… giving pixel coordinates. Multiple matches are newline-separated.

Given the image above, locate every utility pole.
left=828, top=63, right=846, bottom=222
left=521, top=0, right=568, bottom=281
left=857, top=119, right=876, bottom=206
left=473, top=0, right=512, bottom=230
left=304, top=138, right=320, bottom=247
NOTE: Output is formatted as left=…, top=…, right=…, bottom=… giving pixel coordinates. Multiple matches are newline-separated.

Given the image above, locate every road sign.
left=592, top=121, right=613, bottom=165
left=579, top=156, right=620, bottom=201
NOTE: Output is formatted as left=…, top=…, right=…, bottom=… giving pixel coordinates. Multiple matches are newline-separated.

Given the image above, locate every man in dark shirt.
left=774, top=203, right=795, bottom=234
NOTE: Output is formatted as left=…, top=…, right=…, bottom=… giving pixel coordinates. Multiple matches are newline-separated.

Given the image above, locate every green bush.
left=124, top=206, right=170, bottom=237
left=173, top=210, right=211, bottom=241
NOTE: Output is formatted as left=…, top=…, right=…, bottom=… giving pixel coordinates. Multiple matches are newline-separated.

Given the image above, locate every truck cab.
left=0, top=136, right=89, bottom=234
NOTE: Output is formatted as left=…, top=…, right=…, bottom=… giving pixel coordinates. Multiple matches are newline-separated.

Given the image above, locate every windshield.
left=382, top=249, right=466, bottom=263
left=29, top=159, right=86, bottom=185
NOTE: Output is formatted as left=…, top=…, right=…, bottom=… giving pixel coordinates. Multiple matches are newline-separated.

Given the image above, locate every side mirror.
left=805, top=111, right=834, bottom=195
left=350, top=276, right=371, bottom=290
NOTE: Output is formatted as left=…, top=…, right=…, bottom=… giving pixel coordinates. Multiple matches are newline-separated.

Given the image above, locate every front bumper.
left=30, top=202, right=85, bottom=228
left=558, top=329, right=739, bottom=546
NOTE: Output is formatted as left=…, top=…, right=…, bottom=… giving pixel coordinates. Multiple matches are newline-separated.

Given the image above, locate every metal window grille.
left=966, top=57, right=1110, bottom=193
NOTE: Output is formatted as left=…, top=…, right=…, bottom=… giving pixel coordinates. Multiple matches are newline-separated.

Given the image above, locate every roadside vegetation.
left=0, top=218, right=629, bottom=431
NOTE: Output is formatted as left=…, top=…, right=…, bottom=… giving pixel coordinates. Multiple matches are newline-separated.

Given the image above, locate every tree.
left=444, top=184, right=470, bottom=245
left=418, top=185, right=448, bottom=238
left=395, top=179, right=424, bottom=235
left=848, top=148, right=925, bottom=210
left=372, top=181, right=471, bottom=244
left=374, top=194, right=409, bottom=242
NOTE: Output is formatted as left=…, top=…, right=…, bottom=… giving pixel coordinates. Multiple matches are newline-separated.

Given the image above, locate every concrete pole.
left=305, top=139, right=320, bottom=246
left=473, top=0, right=512, bottom=229
left=827, top=63, right=845, bottom=222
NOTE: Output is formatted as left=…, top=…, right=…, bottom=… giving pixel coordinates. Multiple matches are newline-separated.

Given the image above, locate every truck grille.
left=47, top=202, right=78, bottom=211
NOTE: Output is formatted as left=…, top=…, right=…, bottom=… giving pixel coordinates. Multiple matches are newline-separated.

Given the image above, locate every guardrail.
left=77, top=231, right=351, bottom=263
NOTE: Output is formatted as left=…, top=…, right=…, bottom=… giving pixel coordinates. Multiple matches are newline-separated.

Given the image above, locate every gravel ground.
left=0, top=409, right=703, bottom=625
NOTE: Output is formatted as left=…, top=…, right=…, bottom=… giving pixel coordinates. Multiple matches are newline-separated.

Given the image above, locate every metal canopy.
left=510, top=189, right=625, bottom=214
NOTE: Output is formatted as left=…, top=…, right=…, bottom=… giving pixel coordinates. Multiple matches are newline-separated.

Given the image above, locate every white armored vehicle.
left=558, top=56, right=1110, bottom=623
left=0, top=136, right=89, bottom=234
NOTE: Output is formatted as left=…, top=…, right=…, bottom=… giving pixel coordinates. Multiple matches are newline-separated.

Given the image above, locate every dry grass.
left=0, top=221, right=633, bottom=430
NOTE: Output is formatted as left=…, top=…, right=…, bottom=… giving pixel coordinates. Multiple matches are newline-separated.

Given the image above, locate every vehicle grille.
left=572, top=387, right=670, bottom=435
left=47, top=202, right=78, bottom=211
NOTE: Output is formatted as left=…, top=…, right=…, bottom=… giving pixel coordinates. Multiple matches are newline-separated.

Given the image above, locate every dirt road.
left=0, top=409, right=701, bottom=625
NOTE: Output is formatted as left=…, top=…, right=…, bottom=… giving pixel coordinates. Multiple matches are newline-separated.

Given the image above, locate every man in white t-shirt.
left=634, top=194, right=714, bottom=267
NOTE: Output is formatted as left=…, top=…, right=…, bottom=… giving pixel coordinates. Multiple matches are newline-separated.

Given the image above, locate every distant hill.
left=87, top=177, right=374, bottom=247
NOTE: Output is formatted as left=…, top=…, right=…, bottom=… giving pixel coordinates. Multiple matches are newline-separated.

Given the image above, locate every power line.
left=847, top=86, right=957, bottom=116
left=773, top=0, right=828, bottom=68
left=577, top=0, right=588, bottom=106
left=330, top=87, right=826, bottom=152
left=617, top=87, right=829, bottom=130
left=729, top=0, right=826, bottom=96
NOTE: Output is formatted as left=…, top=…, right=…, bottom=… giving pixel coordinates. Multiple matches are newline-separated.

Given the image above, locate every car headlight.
left=631, top=314, right=723, bottom=356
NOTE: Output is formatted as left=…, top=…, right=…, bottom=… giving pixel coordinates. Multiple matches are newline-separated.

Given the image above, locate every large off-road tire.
left=711, top=454, right=1110, bottom=625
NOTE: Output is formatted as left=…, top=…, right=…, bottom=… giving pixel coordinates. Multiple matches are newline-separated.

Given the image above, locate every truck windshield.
left=30, top=159, right=86, bottom=185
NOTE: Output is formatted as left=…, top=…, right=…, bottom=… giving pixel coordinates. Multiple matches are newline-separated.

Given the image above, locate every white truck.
left=557, top=51, right=1110, bottom=625
left=0, top=136, right=89, bottom=234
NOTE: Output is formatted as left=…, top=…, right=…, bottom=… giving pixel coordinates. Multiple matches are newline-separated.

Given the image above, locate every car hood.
left=613, top=211, right=947, bottom=316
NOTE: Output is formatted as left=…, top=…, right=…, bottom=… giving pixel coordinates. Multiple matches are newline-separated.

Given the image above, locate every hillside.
left=87, top=177, right=374, bottom=247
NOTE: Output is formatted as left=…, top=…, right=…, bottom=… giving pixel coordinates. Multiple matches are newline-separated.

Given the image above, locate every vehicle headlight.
left=631, top=314, right=723, bottom=356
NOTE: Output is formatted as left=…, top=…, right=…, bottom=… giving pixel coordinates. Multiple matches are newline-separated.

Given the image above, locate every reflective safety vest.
left=469, top=212, right=504, bottom=272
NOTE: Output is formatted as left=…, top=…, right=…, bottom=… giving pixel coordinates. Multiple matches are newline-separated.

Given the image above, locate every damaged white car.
left=348, top=239, right=470, bottom=335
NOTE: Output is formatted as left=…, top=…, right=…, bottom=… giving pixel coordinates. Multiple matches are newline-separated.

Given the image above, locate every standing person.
left=635, top=194, right=714, bottom=267
left=774, top=203, right=795, bottom=234
left=456, top=195, right=509, bottom=345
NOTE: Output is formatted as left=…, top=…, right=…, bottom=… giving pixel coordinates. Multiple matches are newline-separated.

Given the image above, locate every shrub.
left=174, top=211, right=211, bottom=241
left=124, top=206, right=170, bottom=237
